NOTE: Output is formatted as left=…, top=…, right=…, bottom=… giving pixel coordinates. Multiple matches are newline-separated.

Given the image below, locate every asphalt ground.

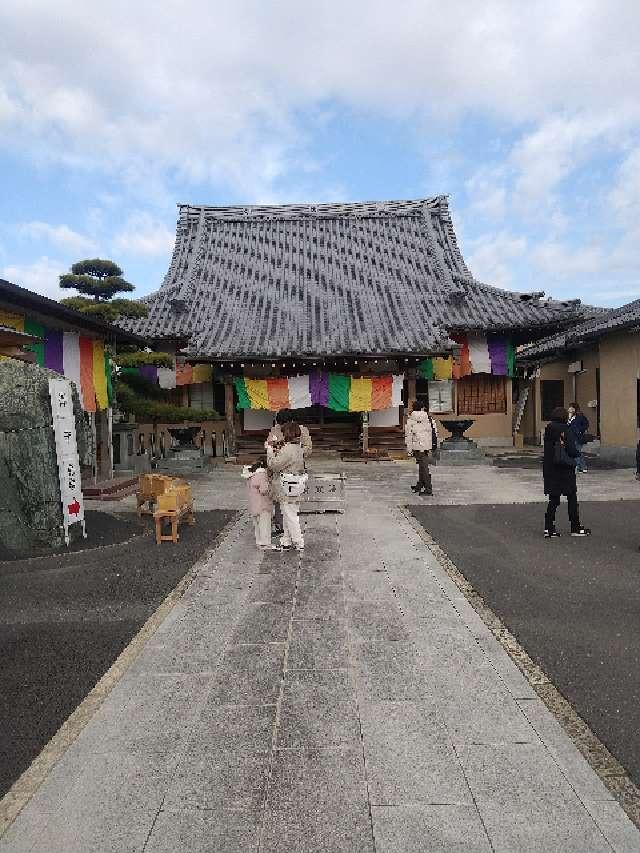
left=411, top=499, right=640, bottom=787
left=0, top=508, right=235, bottom=798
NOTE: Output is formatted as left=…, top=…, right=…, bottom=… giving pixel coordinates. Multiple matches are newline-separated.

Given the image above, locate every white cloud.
left=531, top=240, right=605, bottom=278
left=2, top=257, right=65, bottom=300
left=466, top=232, right=527, bottom=288
left=17, top=221, right=96, bottom=253
left=465, top=168, right=507, bottom=220
left=510, top=112, right=631, bottom=208
left=0, top=0, right=638, bottom=201
left=113, top=212, right=175, bottom=257
left=609, top=147, right=640, bottom=225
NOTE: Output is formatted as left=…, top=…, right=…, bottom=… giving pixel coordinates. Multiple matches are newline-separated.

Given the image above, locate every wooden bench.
left=153, top=484, right=195, bottom=544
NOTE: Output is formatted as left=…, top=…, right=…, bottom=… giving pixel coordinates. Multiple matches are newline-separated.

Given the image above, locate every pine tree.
left=59, top=259, right=147, bottom=322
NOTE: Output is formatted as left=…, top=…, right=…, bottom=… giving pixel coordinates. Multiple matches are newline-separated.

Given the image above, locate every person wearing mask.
left=567, top=402, right=589, bottom=473
left=404, top=403, right=438, bottom=496
left=543, top=406, right=591, bottom=538
left=267, top=421, right=306, bottom=550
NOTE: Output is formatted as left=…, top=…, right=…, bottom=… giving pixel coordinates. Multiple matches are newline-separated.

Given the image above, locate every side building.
left=519, top=299, right=640, bottom=465
left=0, top=278, right=144, bottom=480
left=119, top=197, right=584, bottom=456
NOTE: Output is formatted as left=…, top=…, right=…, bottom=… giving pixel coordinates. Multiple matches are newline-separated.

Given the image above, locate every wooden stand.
left=153, top=484, right=195, bottom=544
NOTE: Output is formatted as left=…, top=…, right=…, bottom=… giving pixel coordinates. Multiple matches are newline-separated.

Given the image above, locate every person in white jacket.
left=404, top=404, right=438, bottom=496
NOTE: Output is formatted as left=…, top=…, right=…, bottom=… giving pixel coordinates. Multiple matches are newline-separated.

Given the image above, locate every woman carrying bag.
left=543, top=407, right=591, bottom=538
left=267, top=421, right=307, bottom=551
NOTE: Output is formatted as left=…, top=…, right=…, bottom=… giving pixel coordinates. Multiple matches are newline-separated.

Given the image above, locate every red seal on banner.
left=68, top=498, right=81, bottom=516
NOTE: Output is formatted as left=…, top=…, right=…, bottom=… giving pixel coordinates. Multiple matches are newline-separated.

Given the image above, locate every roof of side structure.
left=520, top=300, right=639, bottom=361
left=119, top=196, right=583, bottom=358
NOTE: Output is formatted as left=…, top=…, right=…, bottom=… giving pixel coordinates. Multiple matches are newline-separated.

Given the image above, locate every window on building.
left=541, top=379, right=565, bottom=420
left=428, top=380, right=454, bottom=413
left=457, top=375, right=507, bottom=415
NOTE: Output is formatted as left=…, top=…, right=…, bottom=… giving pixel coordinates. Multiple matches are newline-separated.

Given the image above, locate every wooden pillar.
left=362, top=412, right=369, bottom=455
left=224, top=381, right=236, bottom=455
left=407, top=373, right=417, bottom=415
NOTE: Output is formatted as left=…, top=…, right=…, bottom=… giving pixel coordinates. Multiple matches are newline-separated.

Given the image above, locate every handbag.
left=554, top=440, right=577, bottom=468
left=280, top=472, right=308, bottom=498
left=430, top=418, right=438, bottom=450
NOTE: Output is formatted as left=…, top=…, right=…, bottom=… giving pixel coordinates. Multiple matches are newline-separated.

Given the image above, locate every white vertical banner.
left=49, top=376, right=87, bottom=545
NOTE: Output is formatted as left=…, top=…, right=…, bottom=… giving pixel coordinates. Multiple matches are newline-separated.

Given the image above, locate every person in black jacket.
left=567, top=402, right=589, bottom=473
left=543, top=407, right=591, bottom=538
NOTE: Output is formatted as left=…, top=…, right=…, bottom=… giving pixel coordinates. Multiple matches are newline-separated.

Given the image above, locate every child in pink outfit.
left=241, top=458, right=274, bottom=549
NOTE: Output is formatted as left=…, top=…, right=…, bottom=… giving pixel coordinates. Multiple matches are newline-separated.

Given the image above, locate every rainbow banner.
left=419, top=334, right=515, bottom=379
left=234, top=373, right=405, bottom=413
left=0, top=308, right=113, bottom=411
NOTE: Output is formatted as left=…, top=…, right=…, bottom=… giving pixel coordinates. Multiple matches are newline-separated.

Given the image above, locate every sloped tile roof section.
left=520, top=299, right=640, bottom=361
left=0, top=279, right=146, bottom=344
left=119, top=197, right=583, bottom=358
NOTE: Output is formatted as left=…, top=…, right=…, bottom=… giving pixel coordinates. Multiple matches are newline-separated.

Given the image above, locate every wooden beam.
left=224, top=381, right=236, bottom=455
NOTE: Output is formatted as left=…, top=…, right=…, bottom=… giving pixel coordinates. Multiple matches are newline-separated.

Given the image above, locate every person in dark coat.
left=567, top=402, right=589, bottom=473
left=543, top=407, right=591, bottom=538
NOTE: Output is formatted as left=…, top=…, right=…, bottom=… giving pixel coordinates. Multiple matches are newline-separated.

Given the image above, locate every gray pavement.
left=2, top=463, right=640, bottom=851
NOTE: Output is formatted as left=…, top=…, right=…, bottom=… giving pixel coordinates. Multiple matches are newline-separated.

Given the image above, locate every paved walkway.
left=3, top=466, right=640, bottom=851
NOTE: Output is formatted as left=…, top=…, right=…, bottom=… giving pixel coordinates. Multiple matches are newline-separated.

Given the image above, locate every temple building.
left=120, top=197, right=583, bottom=456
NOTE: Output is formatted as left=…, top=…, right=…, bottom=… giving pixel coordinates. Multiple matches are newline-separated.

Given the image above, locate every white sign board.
left=49, top=376, right=87, bottom=545
left=428, top=380, right=454, bottom=414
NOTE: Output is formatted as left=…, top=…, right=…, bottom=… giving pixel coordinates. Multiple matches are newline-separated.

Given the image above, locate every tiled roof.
left=520, top=299, right=640, bottom=361
left=119, top=197, right=583, bottom=359
left=0, top=279, right=146, bottom=344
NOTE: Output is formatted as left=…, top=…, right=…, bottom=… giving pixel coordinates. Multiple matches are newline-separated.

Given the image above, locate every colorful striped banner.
left=175, top=363, right=193, bottom=385
left=451, top=334, right=472, bottom=379
left=234, top=373, right=405, bottom=413
left=328, top=374, right=351, bottom=412
left=372, top=375, right=393, bottom=410
left=487, top=335, right=508, bottom=376
left=419, top=335, right=514, bottom=378
left=433, top=356, right=453, bottom=380
left=349, top=377, right=372, bottom=412
left=191, top=363, right=213, bottom=383
left=310, top=371, right=328, bottom=407
left=24, top=317, right=45, bottom=365
left=79, top=336, right=96, bottom=413
left=44, top=328, right=64, bottom=373
left=268, top=377, right=290, bottom=411
left=0, top=310, right=24, bottom=332
left=62, top=333, right=83, bottom=407
left=93, top=340, right=109, bottom=410
left=0, top=309, right=112, bottom=411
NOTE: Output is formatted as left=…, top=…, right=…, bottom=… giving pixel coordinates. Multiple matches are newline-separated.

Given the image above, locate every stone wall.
left=0, top=360, right=89, bottom=556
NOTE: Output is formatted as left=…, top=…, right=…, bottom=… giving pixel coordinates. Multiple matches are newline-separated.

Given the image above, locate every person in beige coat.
left=267, top=422, right=306, bottom=550
left=404, top=404, right=438, bottom=496
left=267, top=411, right=312, bottom=535
left=267, top=412, right=312, bottom=458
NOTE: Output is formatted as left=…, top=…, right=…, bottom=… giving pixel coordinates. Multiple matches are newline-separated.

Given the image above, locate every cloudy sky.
left=1, top=0, right=638, bottom=306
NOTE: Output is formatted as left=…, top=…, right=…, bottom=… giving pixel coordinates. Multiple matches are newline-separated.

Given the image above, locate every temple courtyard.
left=1, top=460, right=640, bottom=851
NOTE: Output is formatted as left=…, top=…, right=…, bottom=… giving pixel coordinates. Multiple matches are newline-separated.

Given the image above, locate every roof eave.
left=0, top=279, right=148, bottom=345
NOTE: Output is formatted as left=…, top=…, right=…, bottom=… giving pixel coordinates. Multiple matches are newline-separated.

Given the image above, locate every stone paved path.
left=3, top=469, right=640, bottom=851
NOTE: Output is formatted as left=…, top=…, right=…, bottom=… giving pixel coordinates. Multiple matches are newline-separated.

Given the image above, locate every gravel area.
left=411, top=500, right=640, bottom=786
left=0, top=508, right=235, bottom=797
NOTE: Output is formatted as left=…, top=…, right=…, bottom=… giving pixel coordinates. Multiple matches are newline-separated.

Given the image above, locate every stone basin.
left=440, top=419, right=475, bottom=441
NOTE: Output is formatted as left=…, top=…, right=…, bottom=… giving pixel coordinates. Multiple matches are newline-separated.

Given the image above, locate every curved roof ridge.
left=176, top=196, right=448, bottom=221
